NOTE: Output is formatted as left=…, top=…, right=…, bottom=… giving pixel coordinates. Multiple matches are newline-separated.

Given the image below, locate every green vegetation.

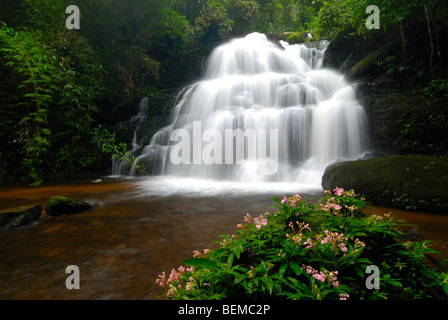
left=156, top=189, right=448, bottom=300
left=1, top=0, right=447, bottom=184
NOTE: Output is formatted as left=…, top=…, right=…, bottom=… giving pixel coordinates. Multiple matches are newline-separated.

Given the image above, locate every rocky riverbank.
left=0, top=196, right=91, bottom=229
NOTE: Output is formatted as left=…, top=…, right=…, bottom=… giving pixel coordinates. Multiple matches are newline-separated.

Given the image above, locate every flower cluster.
left=156, top=265, right=196, bottom=297
left=330, top=187, right=356, bottom=198
left=319, top=198, right=342, bottom=214
left=281, top=194, right=302, bottom=208
left=241, top=213, right=268, bottom=230
left=344, top=204, right=358, bottom=215
left=286, top=221, right=312, bottom=247
left=334, top=187, right=344, bottom=197
left=303, top=237, right=313, bottom=249
left=318, top=230, right=348, bottom=254
left=254, top=215, right=268, bottom=229
left=354, top=238, right=366, bottom=252
left=193, top=248, right=210, bottom=258
left=301, top=265, right=340, bottom=288
left=321, top=187, right=363, bottom=217
left=288, top=221, right=311, bottom=233
left=339, top=293, right=350, bottom=300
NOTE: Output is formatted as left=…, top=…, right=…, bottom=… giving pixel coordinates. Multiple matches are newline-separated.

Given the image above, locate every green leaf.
left=443, top=284, right=448, bottom=295
left=233, top=273, right=246, bottom=285
left=232, top=244, right=243, bottom=260
left=289, top=262, right=303, bottom=276
left=388, top=279, right=403, bottom=287
left=279, top=262, right=288, bottom=276
left=227, top=253, right=234, bottom=267
left=183, top=258, right=218, bottom=269
left=263, top=277, right=274, bottom=295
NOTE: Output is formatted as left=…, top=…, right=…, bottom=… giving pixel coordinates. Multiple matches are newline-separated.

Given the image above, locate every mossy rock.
left=322, top=155, right=448, bottom=213
left=346, top=45, right=388, bottom=81
left=45, top=196, right=91, bottom=217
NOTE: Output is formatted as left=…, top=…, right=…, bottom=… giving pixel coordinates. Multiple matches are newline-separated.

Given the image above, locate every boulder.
left=322, top=155, right=448, bottom=213
left=0, top=205, right=42, bottom=228
left=45, top=196, right=91, bottom=217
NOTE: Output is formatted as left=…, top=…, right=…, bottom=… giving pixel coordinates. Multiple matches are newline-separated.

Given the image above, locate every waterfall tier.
left=114, top=32, right=368, bottom=187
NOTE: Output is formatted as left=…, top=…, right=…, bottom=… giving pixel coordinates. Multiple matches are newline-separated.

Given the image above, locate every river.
left=0, top=177, right=447, bottom=300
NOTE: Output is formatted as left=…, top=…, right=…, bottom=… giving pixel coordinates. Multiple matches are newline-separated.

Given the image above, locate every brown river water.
left=0, top=177, right=447, bottom=300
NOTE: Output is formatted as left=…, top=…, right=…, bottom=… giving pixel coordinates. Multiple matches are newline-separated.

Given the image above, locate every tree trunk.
left=399, top=21, right=409, bottom=65
left=431, top=0, right=442, bottom=66
left=424, top=5, right=435, bottom=75
left=398, top=0, right=409, bottom=65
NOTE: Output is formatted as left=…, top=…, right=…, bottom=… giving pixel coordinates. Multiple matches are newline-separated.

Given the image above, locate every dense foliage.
left=1, top=0, right=447, bottom=184
left=156, top=188, right=448, bottom=300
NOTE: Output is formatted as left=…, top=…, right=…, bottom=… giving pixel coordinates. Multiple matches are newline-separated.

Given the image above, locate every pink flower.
left=338, top=241, right=347, bottom=250
left=167, top=268, right=179, bottom=284
left=334, top=187, right=344, bottom=197
left=339, top=293, right=350, bottom=300
left=281, top=194, right=302, bottom=207
left=254, top=215, right=268, bottom=229
left=155, top=272, right=166, bottom=287
left=304, top=238, right=313, bottom=248
left=313, top=272, right=326, bottom=283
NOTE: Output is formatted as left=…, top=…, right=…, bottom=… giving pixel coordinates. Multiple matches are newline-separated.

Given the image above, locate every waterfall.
left=112, top=97, right=149, bottom=176
left=115, top=32, right=368, bottom=187
left=131, top=97, right=149, bottom=150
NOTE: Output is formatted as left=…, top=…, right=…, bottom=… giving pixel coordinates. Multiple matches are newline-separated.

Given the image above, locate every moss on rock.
left=45, top=196, right=91, bottom=216
left=322, top=155, right=448, bottom=213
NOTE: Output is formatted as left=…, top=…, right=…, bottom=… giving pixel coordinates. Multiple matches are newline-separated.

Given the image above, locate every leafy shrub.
left=156, top=188, right=448, bottom=300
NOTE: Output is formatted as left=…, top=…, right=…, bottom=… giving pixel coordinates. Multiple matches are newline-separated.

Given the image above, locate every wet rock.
left=0, top=205, right=42, bottom=228
left=322, top=155, right=448, bottom=213
left=45, top=196, right=91, bottom=217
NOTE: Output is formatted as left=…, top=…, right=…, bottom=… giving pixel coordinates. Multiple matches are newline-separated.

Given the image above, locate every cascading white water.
left=131, top=96, right=149, bottom=150
left=115, top=32, right=368, bottom=187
